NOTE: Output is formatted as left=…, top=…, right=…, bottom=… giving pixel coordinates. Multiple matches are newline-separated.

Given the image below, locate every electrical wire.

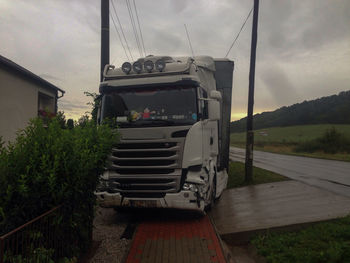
left=225, top=6, right=253, bottom=57
left=184, top=24, right=195, bottom=58
left=111, top=0, right=134, bottom=61
left=110, top=12, right=130, bottom=62
left=133, top=0, right=146, bottom=56
left=126, top=0, right=143, bottom=57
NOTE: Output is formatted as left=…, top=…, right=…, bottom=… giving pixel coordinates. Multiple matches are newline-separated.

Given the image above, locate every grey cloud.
left=169, top=0, right=189, bottom=13
left=300, top=1, right=350, bottom=49
left=58, top=98, right=90, bottom=113
left=146, top=27, right=187, bottom=55
left=39, top=74, right=62, bottom=81
left=259, top=64, right=300, bottom=106
left=1, top=0, right=349, bottom=120
left=258, top=0, right=350, bottom=59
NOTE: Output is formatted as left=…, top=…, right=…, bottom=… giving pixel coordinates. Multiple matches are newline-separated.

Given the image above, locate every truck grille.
left=108, top=140, right=183, bottom=194
left=108, top=177, right=178, bottom=192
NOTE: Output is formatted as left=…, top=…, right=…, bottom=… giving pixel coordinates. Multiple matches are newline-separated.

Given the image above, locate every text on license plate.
left=130, top=200, right=158, bottom=208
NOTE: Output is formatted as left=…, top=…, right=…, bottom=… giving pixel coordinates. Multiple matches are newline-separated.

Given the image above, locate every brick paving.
left=125, top=215, right=226, bottom=263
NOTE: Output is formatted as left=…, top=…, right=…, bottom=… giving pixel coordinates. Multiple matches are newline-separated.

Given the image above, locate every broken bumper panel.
left=95, top=191, right=205, bottom=212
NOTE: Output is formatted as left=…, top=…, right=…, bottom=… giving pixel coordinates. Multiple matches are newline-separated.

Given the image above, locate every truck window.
left=102, top=86, right=198, bottom=127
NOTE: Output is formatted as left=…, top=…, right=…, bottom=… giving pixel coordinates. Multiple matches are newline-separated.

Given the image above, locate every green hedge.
left=295, top=127, right=350, bottom=154
left=0, top=116, right=118, bottom=258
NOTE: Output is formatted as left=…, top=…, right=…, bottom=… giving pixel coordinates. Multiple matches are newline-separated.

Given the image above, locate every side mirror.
left=210, top=90, right=222, bottom=100
left=208, top=100, right=220, bottom=120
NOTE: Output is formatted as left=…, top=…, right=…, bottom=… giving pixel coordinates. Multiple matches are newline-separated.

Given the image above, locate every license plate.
left=130, top=200, right=158, bottom=208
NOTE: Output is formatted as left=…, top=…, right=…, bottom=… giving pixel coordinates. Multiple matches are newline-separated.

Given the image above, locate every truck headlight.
left=122, top=62, right=132, bottom=74
left=144, top=60, right=154, bottom=72
left=133, top=61, right=143, bottom=73
left=155, top=59, right=166, bottom=72
left=183, top=183, right=198, bottom=192
left=101, top=170, right=110, bottom=180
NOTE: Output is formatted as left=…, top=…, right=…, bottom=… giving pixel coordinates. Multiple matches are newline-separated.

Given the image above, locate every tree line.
left=231, top=90, right=350, bottom=133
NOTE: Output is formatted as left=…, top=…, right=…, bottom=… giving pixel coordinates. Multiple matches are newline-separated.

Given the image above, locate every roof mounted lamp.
left=133, top=61, right=143, bottom=74
left=155, top=59, right=166, bottom=72
left=144, top=60, right=154, bottom=73
left=122, top=62, right=132, bottom=74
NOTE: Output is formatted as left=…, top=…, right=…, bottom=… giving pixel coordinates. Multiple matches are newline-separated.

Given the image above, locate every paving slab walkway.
left=209, top=180, right=350, bottom=243
left=125, top=215, right=227, bottom=263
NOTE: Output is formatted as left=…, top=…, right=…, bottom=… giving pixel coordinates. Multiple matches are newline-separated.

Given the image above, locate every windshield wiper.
left=117, top=119, right=175, bottom=127
left=144, top=119, right=175, bottom=126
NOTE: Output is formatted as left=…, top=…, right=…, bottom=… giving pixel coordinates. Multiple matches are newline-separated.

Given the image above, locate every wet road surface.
left=230, top=147, right=350, bottom=197
left=209, top=180, right=350, bottom=242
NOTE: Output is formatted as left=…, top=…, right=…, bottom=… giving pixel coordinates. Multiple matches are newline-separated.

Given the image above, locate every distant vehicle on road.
left=95, top=55, right=234, bottom=212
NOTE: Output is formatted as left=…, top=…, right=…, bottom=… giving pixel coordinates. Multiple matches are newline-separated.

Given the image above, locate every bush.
left=0, top=116, right=118, bottom=257
left=295, top=127, right=350, bottom=154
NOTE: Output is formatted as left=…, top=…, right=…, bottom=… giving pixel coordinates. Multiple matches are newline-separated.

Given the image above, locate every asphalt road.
left=230, top=147, right=350, bottom=197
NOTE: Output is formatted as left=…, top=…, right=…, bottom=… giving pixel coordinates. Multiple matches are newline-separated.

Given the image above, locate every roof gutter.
left=57, top=89, right=65, bottom=99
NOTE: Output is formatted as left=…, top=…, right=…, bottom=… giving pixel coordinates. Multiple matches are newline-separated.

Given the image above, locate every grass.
left=231, top=124, right=350, bottom=162
left=231, top=124, right=350, bottom=144
left=251, top=216, right=350, bottom=263
left=227, top=161, right=289, bottom=189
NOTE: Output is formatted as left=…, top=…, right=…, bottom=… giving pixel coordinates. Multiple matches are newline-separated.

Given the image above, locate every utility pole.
left=245, top=0, right=259, bottom=183
left=101, top=0, right=110, bottom=82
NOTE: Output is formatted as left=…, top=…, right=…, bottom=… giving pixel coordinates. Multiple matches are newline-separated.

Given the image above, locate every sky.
left=1, top=0, right=349, bottom=121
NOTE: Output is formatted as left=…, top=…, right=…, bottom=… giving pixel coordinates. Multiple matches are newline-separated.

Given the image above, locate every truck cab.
left=95, top=55, right=234, bottom=212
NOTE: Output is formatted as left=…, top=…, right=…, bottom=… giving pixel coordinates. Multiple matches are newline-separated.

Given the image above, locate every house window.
left=38, top=92, right=55, bottom=117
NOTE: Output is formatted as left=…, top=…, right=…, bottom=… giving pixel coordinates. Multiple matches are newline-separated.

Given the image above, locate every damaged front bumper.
left=95, top=190, right=205, bottom=212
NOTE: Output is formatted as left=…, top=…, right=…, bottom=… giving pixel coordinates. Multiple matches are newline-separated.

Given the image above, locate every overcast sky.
left=1, top=0, right=349, bottom=120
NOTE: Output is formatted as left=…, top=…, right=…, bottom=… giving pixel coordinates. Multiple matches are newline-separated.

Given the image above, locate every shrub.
left=295, top=127, right=350, bottom=154
left=0, top=116, right=118, bottom=258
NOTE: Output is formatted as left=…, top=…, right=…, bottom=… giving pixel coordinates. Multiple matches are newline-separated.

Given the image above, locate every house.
left=0, top=55, right=65, bottom=143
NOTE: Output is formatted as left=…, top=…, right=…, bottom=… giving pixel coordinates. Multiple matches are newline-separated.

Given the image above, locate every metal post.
left=101, top=0, right=110, bottom=82
left=245, top=0, right=259, bottom=183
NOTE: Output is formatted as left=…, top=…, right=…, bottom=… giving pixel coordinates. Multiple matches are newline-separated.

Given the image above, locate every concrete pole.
left=101, top=0, right=110, bottom=82
left=245, top=0, right=259, bottom=183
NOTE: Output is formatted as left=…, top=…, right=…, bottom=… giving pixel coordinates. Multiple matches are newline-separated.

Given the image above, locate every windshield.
left=102, top=86, right=198, bottom=127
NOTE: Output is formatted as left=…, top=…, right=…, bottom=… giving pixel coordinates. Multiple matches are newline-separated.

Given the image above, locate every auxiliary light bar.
left=121, top=62, right=132, bottom=74
left=121, top=59, right=166, bottom=74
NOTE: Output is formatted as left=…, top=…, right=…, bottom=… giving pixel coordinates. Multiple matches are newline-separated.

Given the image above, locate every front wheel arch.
left=205, top=172, right=217, bottom=211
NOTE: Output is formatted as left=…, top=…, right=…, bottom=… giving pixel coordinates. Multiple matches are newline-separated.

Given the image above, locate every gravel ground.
left=89, top=207, right=131, bottom=263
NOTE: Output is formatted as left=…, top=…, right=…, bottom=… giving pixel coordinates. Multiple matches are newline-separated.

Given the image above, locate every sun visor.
left=100, top=75, right=200, bottom=93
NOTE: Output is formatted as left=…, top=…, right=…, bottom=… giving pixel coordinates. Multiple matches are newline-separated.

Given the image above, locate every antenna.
left=184, top=24, right=195, bottom=58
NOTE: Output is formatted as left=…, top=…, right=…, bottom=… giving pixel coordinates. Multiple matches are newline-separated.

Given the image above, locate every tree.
left=84, top=91, right=102, bottom=123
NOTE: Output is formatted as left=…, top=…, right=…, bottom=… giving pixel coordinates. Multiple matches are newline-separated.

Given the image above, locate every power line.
left=126, top=0, right=143, bottom=57
left=111, top=0, right=134, bottom=61
left=225, top=6, right=253, bottom=57
left=184, top=24, right=195, bottom=57
left=133, top=0, right=146, bottom=56
left=110, top=11, right=130, bottom=62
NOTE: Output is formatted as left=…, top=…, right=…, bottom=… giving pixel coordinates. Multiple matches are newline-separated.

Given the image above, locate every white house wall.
left=0, top=68, right=56, bottom=143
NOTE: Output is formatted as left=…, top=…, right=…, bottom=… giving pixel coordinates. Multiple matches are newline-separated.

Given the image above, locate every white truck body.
left=95, top=56, right=234, bottom=212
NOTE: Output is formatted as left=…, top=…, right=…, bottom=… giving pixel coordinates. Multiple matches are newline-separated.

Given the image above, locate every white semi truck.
left=95, top=55, right=234, bottom=212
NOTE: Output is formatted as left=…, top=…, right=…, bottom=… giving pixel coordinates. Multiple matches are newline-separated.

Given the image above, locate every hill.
left=230, top=90, right=350, bottom=133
